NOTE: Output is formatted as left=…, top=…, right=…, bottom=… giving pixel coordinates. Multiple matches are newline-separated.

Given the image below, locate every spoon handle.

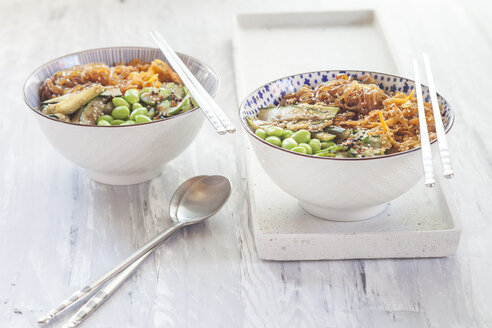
left=38, top=221, right=184, bottom=325
left=62, top=250, right=152, bottom=328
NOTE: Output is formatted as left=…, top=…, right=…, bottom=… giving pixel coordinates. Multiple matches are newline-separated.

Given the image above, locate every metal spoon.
left=38, top=175, right=231, bottom=327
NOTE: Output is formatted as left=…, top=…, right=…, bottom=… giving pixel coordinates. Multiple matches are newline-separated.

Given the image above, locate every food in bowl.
left=246, top=74, right=437, bottom=158
left=240, top=70, right=453, bottom=221
left=39, top=59, right=196, bottom=126
left=24, top=47, right=219, bottom=185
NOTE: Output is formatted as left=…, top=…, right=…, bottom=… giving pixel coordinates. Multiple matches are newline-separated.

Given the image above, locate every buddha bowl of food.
left=240, top=71, right=454, bottom=221
left=24, top=47, right=219, bottom=185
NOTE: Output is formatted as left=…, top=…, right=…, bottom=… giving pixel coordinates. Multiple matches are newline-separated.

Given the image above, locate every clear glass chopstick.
left=413, top=59, right=436, bottom=188
left=422, top=53, right=454, bottom=178
left=150, top=31, right=235, bottom=135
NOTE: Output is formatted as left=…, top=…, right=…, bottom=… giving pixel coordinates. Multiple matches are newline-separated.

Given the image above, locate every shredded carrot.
left=378, top=110, right=388, bottom=132
left=407, top=90, right=415, bottom=100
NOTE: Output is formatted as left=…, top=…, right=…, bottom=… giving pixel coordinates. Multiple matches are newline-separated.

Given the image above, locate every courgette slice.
left=100, top=86, right=122, bottom=98
left=41, top=93, right=71, bottom=105
left=79, top=97, right=108, bottom=125
left=102, top=101, right=114, bottom=115
left=246, top=117, right=267, bottom=130
left=42, top=84, right=104, bottom=115
left=314, top=132, right=336, bottom=142
left=258, top=104, right=338, bottom=122
left=326, top=126, right=350, bottom=141
left=71, top=108, right=82, bottom=123
left=47, top=113, right=70, bottom=122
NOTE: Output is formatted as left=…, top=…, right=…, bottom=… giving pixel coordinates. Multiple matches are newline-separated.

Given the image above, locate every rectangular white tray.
left=234, top=10, right=461, bottom=260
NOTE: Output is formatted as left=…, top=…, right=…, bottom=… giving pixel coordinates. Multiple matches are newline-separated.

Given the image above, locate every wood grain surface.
left=0, top=0, right=491, bottom=327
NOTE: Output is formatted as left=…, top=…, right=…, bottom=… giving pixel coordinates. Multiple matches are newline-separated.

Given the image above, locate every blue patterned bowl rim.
left=239, top=69, right=455, bottom=161
left=23, top=46, right=220, bottom=128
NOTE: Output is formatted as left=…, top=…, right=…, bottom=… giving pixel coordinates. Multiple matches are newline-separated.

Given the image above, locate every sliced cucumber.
left=161, top=83, right=185, bottom=99
left=146, top=108, right=156, bottom=118
left=156, top=100, right=172, bottom=114
left=190, top=96, right=198, bottom=108
left=167, top=97, right=190, bottom=116
left=159, top=88, right=171, bottom=99
left=140, top=92, right=157, bottom=105
left=181, top=99, right=193, bottom=112
left=141, top=87, right=170, bottom=105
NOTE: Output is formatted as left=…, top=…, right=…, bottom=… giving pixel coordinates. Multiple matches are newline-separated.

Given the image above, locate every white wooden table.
left=1, top=0, right=491, bottom=327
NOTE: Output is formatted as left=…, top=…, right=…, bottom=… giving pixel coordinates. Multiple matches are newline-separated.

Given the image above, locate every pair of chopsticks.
left=412, top=53, right=454, bottom=187
left=149, top=31, right=235, bottom=135
left=37, top=237, right=161, bottom=327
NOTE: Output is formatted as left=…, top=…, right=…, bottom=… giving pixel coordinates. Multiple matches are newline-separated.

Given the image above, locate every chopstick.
left=149, top=31, right=235, bottom=135
left=422, top=53, right=454, bottom=178
left=413, top=59, right=436, bottom=188
left=61, top=251, right=150, bottom=328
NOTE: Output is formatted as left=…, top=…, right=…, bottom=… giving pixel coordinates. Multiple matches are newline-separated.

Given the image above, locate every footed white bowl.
left=239, top=70, right=454, bottom=221
left=24, top=47, right=219, bottom=185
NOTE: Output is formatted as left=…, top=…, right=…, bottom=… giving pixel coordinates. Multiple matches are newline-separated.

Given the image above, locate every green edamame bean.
left=255, top=128, right=267, bottom=139
left=110, top=119, right=125, bottom=125
left=130, top=107, right=148, bottom=121
left=321, top=141, right=336, bottom=149
left=292, top=130, right=311, bottom=144
left=281, top=137, right=298, bottom=150
left=97, top=115, right=113, bottom=123
left=135, top=115, right=152, bottom=124
left=291, top=146, right=307, bottom=154
left=124, top=89, right=140, bottom=104
left=299, top=143, right=313, bottom=155
left=120, top=120, right=135, bottom=125
left=132, top=102, right=143, bottom=110
left=112, top=106, right=130, bottom=120
left=309, top=139, right=321, bottom=153
left=112, top=97, right=130, bottom=108
left=97, top=120, right=111, bottom=126
left=265, top=136, right=282, bottom=147
left=266, top=126, right=284, bottom=137
left=282, top=129, right=294, bottom=139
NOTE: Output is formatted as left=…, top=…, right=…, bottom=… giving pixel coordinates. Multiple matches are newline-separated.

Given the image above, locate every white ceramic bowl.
left=24, top=47, right=219, bottom=185
left=239, top=70, right=454, bottom=221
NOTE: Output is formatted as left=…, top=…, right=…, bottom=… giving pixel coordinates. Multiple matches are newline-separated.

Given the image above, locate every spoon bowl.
left=171, top=175, right=232, bottom=224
